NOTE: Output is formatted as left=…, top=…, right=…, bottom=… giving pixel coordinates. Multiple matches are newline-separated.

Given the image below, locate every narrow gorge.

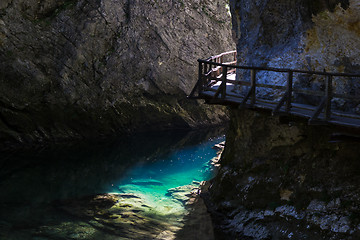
left=1, top=0, right=360, bottom=239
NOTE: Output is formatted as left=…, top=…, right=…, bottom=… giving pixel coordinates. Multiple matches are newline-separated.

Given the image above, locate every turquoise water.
left=108, top=135, right=224, bottom=213
left=0, top=129, right=225, bottom=239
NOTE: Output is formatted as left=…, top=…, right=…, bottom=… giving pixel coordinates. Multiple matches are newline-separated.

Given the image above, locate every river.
left=0, top=128, right=224, bottom=239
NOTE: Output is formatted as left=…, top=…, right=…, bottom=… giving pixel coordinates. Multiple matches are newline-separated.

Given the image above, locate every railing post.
left=205, top=63, right=210, bottom=86
left=286, top=71, right=293, bottom=113
left=250, top=69, right=256, bottom=106
left=198, top=62, right=204, bottom=92
left=325, top=75, right=333, bottom=120
left=220, top=55, right=223, bottom=64
left=221, top=66, right=228, bottom=99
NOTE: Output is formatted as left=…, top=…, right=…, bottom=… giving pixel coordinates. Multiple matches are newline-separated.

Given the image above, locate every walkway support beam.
left=250, top=69, right=256, bottom=106
left=286, top=71, right=293, bottom=113
left=325, top=75, right=333, bottom=120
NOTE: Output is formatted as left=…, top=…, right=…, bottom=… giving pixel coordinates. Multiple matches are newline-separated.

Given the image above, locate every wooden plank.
left=291, top=103, right=317, bottom=111
left=309, top=98, right=326, bottom=123
left=201, top=86, right=360, bottom=129
left=272, top=94, right=287, bottom=115
left=333, top=93, right=360, bottom=101
left=332, top=111, right=360, bottom=120
left=293, top=88, right=324, bottom=97
left=225, top=79, right=251, bottom=86
left=256, top=98, right=277, bottom=105
left=256, top=84, right=286, bottom=90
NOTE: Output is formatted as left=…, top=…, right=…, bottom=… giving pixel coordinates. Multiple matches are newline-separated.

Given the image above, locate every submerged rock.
left=167, top=184, right=198, bottom=204
left=26, top=181, right=215, bottom=240
left=52, top=193, right=184, bottom=239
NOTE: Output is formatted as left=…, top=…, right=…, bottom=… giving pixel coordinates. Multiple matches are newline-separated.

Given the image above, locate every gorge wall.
left=207, top=1, right=360, bottom=239
left=230, top=0, right=360, bottom=110
left=210, top=109, right=360, bottom=239
left=230, top=0, right=360, bottom=73
left=0, top=0, right=233, bottom=149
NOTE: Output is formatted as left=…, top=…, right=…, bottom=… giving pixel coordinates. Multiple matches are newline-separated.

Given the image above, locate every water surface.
left=0, top=128, right=224, bottom=239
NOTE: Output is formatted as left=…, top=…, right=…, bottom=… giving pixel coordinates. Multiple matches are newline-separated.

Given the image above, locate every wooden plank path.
left=189, top=51, right=360, bottom=129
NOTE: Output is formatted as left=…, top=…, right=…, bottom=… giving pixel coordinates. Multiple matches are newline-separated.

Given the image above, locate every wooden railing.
left=189, top=51, right=360, bottom=127
left=189, top=50, right=237, bottom=98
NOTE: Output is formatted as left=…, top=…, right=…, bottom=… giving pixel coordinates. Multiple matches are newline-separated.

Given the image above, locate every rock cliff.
left=230, top=0, right=359, bottom=72
left=209, top=109, right=360, bottom=239
left=230, top=0, right=360, bottom=110
left=207, top=1, right=360, bottom=239
left=0, top=0, right=233, bottom=148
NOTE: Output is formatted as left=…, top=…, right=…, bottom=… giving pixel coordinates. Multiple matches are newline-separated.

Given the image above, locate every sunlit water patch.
left=108, top=135, right=224, bottom=216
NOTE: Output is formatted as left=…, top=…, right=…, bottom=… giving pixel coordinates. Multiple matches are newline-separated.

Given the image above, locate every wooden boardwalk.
left=189, top=51, right=360, bottom=129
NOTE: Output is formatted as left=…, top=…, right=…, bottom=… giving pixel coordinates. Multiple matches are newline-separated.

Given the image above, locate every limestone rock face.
left=230, top=0, right=359, bottom=71
left=209, top=109, right=360, bottom=239
left=229, top=0, right=360, bottom=109
left=0, top=0, right=233, bottom=148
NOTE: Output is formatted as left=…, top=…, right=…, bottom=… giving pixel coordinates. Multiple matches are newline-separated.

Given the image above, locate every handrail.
left=190, top=51, right=360, bottom=128
left=198, top=59, right=360, bottom=78
left=206, top=50, right=237, bottom=62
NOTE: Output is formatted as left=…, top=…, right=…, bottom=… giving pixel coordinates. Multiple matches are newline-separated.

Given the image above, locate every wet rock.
left=212, top=141, right=226, bottom=151
left=167, top=184, right=198, bottom=204
left=307, top=200, right=327, bottom=212
left=208, top=109, right=360, bottom=239
left=327, top=198, right=341, bottom=209
left=275, top=205, right=305, bottom=220
left=243, top=223, right=270, bottom=240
